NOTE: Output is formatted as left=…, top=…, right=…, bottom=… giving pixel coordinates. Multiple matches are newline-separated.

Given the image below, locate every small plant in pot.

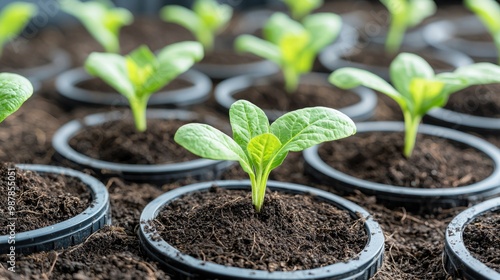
left=215, top=12, right=377, bottom=122
left=160, top=0, right=278, bottom=79
left=0, top=72, right=110, bottom=255
left=52, top=42, right=231, bottom=184
left=304, top=53, right=500, bottom=212
left=138, top=100, right=385, bottom=279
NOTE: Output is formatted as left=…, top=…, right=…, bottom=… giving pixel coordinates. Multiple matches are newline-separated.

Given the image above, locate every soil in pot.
left=0, top=163, right=91, bottom=234
left=76, top=76, right=193, bottom=94
left=233, top=78, right=361, bottom=112
left=444, top=83, right=500, bottom=118
left=462, top=210, right=500, bottom=273
left=318, top=132, right=493, bottom=188
left=154, top=186, right=367, bottom=272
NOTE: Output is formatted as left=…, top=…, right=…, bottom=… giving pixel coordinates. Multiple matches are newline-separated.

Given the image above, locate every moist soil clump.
left=154, top=186, right=367, bottom=272
left=444, top=83, right=500, bottom=118
left=319, top=132, right=493, bottom=188
left=69, top=118, right=200, bottom=165
left=0, top=163, right=91, bottom=234
left=463, top=210, right=500, bottom=273
left=76, top=77, right=193, bottom=93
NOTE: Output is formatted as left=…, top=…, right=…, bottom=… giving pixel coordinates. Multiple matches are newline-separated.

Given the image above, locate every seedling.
left=0, top=73, right=33, bottom=122
left=59, top=0, right=133, bottom=53
left=380, top=0, right=436, bottom=54
left=160, top=0, right=232, bottom=52
left=281, top=0, right=323, bottom=21
left=84, top=41, right=203, bottom=132
left=465, top=0, right=500, bottom=64
left=330, top=52, right=500, bottom=157
left=175, top=100, right=356, bottom=212
left=0, top=2, right=37, bottom=55
left=235, top=12, right=341, bottom=93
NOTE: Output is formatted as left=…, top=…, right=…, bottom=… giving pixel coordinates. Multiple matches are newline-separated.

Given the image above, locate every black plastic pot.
left=13, top=48, right=71, bottom=83
left=55, top=67, right=212, bottom=108
left=0, top=164, right=110, bottom=255
left=443, top=197, right=500, bottom=279
left=52, top=109, right=234, bottom=184
left=214, top=72, right=377, bottom=122
left=138, top=180, right=385, bottom=280
left=424, top=106, right=500, bottom=135
left=303, top=122, right=500, bottom=211
left=422, top=15, right=497, bottom=63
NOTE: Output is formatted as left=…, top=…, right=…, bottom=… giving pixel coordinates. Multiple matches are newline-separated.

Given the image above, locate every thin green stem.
left=252, top=168, right=271, bottom=213
left=403, top=112, right=421, bottom=158
left=385, top=14, right=406, bottom=55
left=494, top=35, right=500, bottom=65
left=283, top=66, right=299, bottom=94
left=130, top=96, right=148, bottom=132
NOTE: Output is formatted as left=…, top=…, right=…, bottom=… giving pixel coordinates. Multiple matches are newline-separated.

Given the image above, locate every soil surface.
left=463, top=210, right=500, bottom=273
left=154, top=186, right=367, bottom=272
left=76, top=77, right=193, bottom=93
left=444, top=83, right=500, bottom=118
left=0, top=163, right=91, bottom=234
left=319, top=132, right=494, bottom=188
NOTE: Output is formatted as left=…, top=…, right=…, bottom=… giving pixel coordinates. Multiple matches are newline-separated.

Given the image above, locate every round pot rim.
left=214, top=72, right=377, bottom=122
left=52, top=109, right=224, bottom=173
left=0, top=164, right=109, bottom=251
left=444, top=197, right=500, bottom=279
left=303, top=121, right=500, bottom=198
left=426, top=107, right=500, bottom=132
left=55, top=67, right=212, bottom=107
left=139, top=179, right=385, bottom=280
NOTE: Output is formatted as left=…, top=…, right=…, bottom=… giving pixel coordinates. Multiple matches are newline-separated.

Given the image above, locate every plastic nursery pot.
left=318, top=35, right=473, bottom=81
left=303, top=122, right=500, bottom=211
left=0, top=164, right=110, bottom=255
left=443, top=197, right=500, bottom=279
left=138, top=180, right=385, bottom=280
left=52, top=109, right=234, bottom=184
left=11, top=48, right=71, bottom=83
left=422, top=15, right=497, bottom=63
left=214, top=72, right=377, bottom=122
left=55, top=67, right=212, bottom=108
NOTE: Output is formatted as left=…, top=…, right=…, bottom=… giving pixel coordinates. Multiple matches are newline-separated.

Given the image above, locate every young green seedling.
left=380, top=0, right=436, bottom=54
left=329, top=52, right=500, bottom=158
left=59, top=0, right=133, bottom=53
left=84, top=41, right=204, bottom=132
left=465, top=0, right=500, bottom=64
left=160, top=0, right=232, bottom=52
left=0, top=72, right=33, bottom=122
left=175, top=100, right=356, bottom=212
left=0, top=2, right=37, bottom=56
left=281, top=0, right=323, bottom=21
left=235, top=12, right=341, bottom=93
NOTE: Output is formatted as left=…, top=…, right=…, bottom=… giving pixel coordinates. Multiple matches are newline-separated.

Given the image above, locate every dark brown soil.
left=459, top=32, right=493, bottom=43
left=201, top=49, right=262, bottom=65
left=372, top=92, right=404, bottom=121
left=0, top=163, right=91, bottom=234
left=233, top=79, right=361, bottom=112
left=463, top=210, right=500, bottom=273
left=318, top=132, right=494, bottom=188
left=154, top=186, right=367, bottom=271
left=76, top=76, right=193, bottom=93
left=444, top=84, right=500, bottom=118
left=69, top=118, right=200, bottom=164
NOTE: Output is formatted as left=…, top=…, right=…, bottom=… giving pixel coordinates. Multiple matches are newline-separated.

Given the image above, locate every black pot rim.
left=214, top=72, right=377, bottom=122
left=138, top=180, right=385, bottom=280
left=52, top=109, right=233, bottom=182
left=303, top=122, right=500, bottom=201
left=193, top=56, right=279, bottom=80
left=425, top=107, right=500, bottom=134
left=55, top=67, right=212, bottom=107
left=0, top=164, right=110, bottom=254
left=15, top=48, right=71, bottom=82
left=444, top=197, right=500, bottom=279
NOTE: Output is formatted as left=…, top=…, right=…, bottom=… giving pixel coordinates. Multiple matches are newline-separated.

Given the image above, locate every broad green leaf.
left=234, top=35, right=281, bottom=65
left=157, top=41, right=204, bottom=63
left=263, top=12, right=306, bottom=46
left=247, top=133, right=282, bottom=172
left=85, top=52, right=134, bottom=99
left=282, top=0, right=323, bottom=20
left=303, top=13, right=342, bottom=53
left=408, top=78, right=444, bottom=115
left=280, top=32, right=310, bottom=67
left=230, top=100, right=270, bottom=152
left=271, top=107, right=356, bottom=152
left=160, top=5, right=201, bottom=37
left=0, top=73, right=33, bottom=122
left=193, top=0, right=232, bottom=33
left=126, top=46, right=157, bottom=95
left=390, top=52, right=435, bottom=100
left=465, top=0, right=500, bottom=34
left=407, top=0, right=436, bottom=27
left=0, top=2, right=37, bottom=52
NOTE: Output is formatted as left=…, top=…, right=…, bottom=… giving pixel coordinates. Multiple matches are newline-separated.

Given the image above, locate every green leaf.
left=465, top=0, right=500, bottom=34
left=229, top=100, right=270, bottom=152
left=263, top=12, right=306, bottom=46
left=407, top=0, right=436, bottom=27
left=0, top=2, right=37, bottom=53
left=408, top=77, right=444, bottom=115
left=160, top=5, right=201, bottom=38
left=0, top=73, right=33, bottom=122
left=247, top=133, right=282, bottom=172
left=303, top=13, right=342, bottom=53
left=234, top=35, right=281, bottom=65
left=390, top=52, right=435, bottom=101
left=193, top=0, right=232, bottom=33
left=271, top=106, right=356, bottom=152
left=282, top=0, right=323, bottom=20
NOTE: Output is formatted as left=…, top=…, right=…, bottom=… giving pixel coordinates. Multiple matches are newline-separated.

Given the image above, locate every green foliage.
left=0, top=2, right=37, bottom=55
left=235, top=12, right=341, bottom=93
left=465, top=0, right=500, bottom=64
left=0, top=73, right=33, bottom=122
left=59, top=0, right=133, bottom=53
left=281, top=0, right=323, bottom=20
left=380, top=0, right=436, bottom=54
left=85, top=42, right=204, bottom=132
left=174, top=100, right=356, bottom=212
left=329, top=52, right=500, bottom=157
left=160, top=0, right=232, bottom=51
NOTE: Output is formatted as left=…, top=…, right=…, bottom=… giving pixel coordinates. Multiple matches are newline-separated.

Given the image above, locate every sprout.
left=465, top=0, right=500, bottom=64
left=0, top=72, right=33, bottom=122
left=0, top=2, right=37, bottom=56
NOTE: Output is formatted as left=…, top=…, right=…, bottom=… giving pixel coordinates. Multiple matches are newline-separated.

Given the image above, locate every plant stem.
left=494, top=35, right=500, bottom=65
left=283, top=67, right=299, bottom=93
left=403, top=112, right=421, bottom=158
left=385, top=14, right=406, bottom=55
left=130, top=96, right=148, bottom=132
left=253, top=168, right=270, bottom=213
